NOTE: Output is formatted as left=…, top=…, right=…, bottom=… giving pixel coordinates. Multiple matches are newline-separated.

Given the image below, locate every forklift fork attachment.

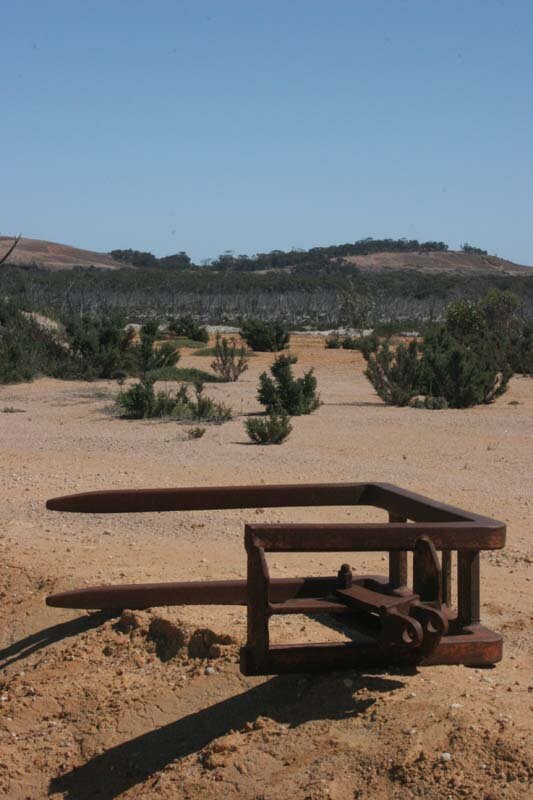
left=45, top=482, right=505, bottom=675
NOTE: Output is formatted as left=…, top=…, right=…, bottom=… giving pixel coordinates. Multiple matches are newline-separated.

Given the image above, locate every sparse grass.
left=1, top=406, right=26, bottom=413
left=146, top=366, right=223, bottom=382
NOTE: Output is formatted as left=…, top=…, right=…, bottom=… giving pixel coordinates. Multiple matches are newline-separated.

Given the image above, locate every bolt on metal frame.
left=46, top=482, right=505, bottom=675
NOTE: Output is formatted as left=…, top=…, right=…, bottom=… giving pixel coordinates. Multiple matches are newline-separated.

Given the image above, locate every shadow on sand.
left=0, top=611, right=116, bottom=670
left=50, top=671, right=406, bottom=800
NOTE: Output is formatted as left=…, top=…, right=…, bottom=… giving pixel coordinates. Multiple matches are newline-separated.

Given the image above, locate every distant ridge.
left=1, top=235, right=531, bottom=276
left=0, top=236, right=123, bottom=271
left=342, top=250, right=532, bottom=276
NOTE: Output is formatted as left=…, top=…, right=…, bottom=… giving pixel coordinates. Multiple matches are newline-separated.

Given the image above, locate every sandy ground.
left=1, top=336, right=532, bottom=800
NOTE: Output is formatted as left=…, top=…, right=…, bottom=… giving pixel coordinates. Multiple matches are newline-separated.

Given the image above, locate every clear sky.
left=1, top=1, right=532, bottom=264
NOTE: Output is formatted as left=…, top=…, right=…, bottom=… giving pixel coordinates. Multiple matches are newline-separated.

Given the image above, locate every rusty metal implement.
left=46, top=482, right=505, bottom=675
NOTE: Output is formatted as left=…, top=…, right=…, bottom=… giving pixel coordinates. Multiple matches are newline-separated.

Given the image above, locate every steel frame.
left=45, top=482, right=505, bottom=675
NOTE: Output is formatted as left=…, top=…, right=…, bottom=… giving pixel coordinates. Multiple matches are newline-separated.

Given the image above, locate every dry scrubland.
left=0, top=335, right=532, bottom=800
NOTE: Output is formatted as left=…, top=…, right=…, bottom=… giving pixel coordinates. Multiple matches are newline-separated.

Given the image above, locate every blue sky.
left=1, top=1, right=532, bottom=264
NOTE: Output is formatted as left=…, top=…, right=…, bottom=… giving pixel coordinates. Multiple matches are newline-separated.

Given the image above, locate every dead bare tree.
left=0, top=234, right=21, bottom=266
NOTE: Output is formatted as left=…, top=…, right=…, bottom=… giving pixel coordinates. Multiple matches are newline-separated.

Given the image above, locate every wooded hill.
left=1, top=236, right=532, bottom=326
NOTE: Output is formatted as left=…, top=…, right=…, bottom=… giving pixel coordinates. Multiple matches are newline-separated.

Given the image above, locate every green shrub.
left=364, top=327, right=512, bottom=409
left=445, top=299, right=486, bottom=340
left=507, top=325, right=533, bottom=375
left=245, top=412, right=293, bottom=444
left=342, top=333, right=379, bottom=357
left=240, top=319, right=290, bottom=351
left=325, top=332, right=379, bottom=357
left=116, top=379, right=232, bottom=422
left=211, top=334, right=249, bottom=381
left=116, top=378, right=178, bottom=419
left=364, top=340, right=421, bottom=407
left=136, top=321, right=180, bottom=377
left=419, top=328, right=512, bottom=407
left=168, top=315, right=209, bottom=343
left=325, top=334, right=342, bottom=349
left=187, top=382, right=232, bottom=423
left=257, top=354, right=320, bottom=415
left=0, top=302, right=72, bottom=383
left=63, top=314, right=137, bottom=379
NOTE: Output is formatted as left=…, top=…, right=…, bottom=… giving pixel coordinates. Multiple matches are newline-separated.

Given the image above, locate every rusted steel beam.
left=442, top=550, right=453, bottom=606
left=241, top=626, right=503, bottom=675
left=246, top=522, right=505, bottom=552
left=246, top=545, right=270, bottom=675
left=388, top=512, right=408, bottom=589
left=367, top=483, right=504, bottom=529
left=413, top=536, right=442, bottom=604
left=46, top=575, right=340, bottom=609
left=46, top=482, right=369, bottom=514
left=457, top=550, right=481, bottom=626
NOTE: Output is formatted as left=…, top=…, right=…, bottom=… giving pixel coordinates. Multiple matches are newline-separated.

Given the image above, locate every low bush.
left=419, top=328, right=512, bottom=407
left=364, top=340, right=421, bottom=407
left=116, top=379, right=232, bottom=422
left=136, top=321, right=180, bottom=378
left=240, top=319, right=290, bottom=351
left=183, top=382, right=233, bottom=423
left=245, top=412, right=292, bottom=444
left=0, top=301, right=72, bottom=383
left=507, top=324, right=533, bottom=375
left=211, top=334, right=249, bottom=381
left=325, top=332, right=379, bottom=357
left=63, top=314, right=138, bottom=379
left=258, top=354, right=320, bottom=415
left=363, top=292, right=515, bottom=409
left=168, top=315, right=209, bottom=343
left=325, top=334, right=342, bottom=349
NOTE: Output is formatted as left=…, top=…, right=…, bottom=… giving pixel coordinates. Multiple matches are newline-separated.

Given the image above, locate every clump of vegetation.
left=241, top=319, right=290, bottom=351
left=325, top=334, right=342, bottom=349
left=508, top=324, right=533, bottom=375
left=116, top=379, right=232, bottom=423
left=63, top=314, right=138, bottom=379
left=363, top=290, right=523, bottom=408
left=364, top=340, right=421, bottom=407
left=257, top=354, right=320, bottom=415
left=0, top=301, right=71, bottom=383
left=180, top=381, right=232, bottom=423
left=168, top=315, right=209, bottom=343
left=1, top=406, right=26, bottom=413
left=115, top=378, right=174, bottom=419
left=186, top=426, right=206, bottom=439
left=135, top=320, right=180, bottom=377
left=326, top=332, right=379, bottom=358
left=245, top=411, right=293, bottom=444
left=211, top=334, right=249, bottom=381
